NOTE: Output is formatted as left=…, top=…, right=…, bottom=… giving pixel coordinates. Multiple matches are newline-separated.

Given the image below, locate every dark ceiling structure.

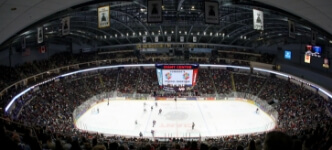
left=1, top=0, right=331, bottom=51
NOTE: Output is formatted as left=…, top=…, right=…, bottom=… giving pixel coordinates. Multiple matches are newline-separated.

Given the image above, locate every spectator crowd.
left=0, top=51, right=331, bottom=150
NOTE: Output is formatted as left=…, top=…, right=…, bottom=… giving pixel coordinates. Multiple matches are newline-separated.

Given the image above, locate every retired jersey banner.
left=147, top=0, right=162, bottom=23
left=253, top=9, right=264, bottom=30
left=193, top=36, right=197, bottom=43
left=98, top=5, right=110, bottom=28
left=180, top=36, right=184, bottom=42
left=167, top=36, right=171, bottom=42
left=288, top=20, right=295, bottom=38
left=62, top=17, right=70, bottom=35
left=155, top=36, right=159, bottom=42
left=37, top=27, right=43, bottom=44
left=143, top=36, right=147, bottom=43
left=204, top=1, right=219, bottom=24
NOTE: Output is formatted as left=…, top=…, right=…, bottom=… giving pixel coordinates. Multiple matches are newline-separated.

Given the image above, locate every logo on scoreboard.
left=183, top=72, right=190, bottom=80
left=165, top=72, right=172, bottom=80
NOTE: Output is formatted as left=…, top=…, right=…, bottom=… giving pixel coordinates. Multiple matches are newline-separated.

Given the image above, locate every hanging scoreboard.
left=155, top=64, right=199, bottom=87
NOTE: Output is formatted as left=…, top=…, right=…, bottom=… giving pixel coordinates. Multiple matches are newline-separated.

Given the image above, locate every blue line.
left=196, top=101, right=211, bottom=135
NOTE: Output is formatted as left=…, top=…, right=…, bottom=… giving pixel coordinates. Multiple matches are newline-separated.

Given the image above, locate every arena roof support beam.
left=111, top=10, right=153, bottom=42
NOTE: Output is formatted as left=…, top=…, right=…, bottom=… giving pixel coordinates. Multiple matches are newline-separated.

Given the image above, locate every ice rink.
left=75, top=99, right=276, bottom=138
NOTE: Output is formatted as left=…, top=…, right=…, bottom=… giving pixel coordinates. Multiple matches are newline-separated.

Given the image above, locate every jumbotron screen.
left=155, top=64, right=199, bottom=86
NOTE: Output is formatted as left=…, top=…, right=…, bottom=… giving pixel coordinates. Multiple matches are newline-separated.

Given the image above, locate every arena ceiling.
left=1, top=0, right=332, bottom=50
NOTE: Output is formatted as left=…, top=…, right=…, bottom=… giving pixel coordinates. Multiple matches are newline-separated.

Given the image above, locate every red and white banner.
left=304, top=54, right=311, bottom=63
left=39, top=45, right=46, bottom=54
left=192, top=68, right=198, bottom=86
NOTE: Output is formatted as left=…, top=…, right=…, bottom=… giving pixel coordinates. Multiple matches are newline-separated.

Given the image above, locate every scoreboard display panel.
left=155, top=64, right=199, bottom=86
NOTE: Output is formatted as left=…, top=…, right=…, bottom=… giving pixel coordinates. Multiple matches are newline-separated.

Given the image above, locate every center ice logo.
left=183, top=72, right=190, bottom=80
left=165, top=72, right=172, bottom=80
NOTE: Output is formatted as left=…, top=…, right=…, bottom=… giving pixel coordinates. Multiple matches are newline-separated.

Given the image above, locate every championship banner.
left=288, top=20, right=295, bottom=38
left=204, top=1, right=219, bottom=24
left=311, top=30, right=317, bottom=45
left=253, top=9, right=264, bottom=30
left=155, top=36, right=159, bottom=42
left=193, top=36, right=197, bottom=43
left=304, top=54, right=311, bottom=63
left=37, top=27, right=43, bottom=44
left=180, top=36, right=184, bottom=42
left=62, top=17, right=70, bottom=35
left=98, top=5, right=110, bottom=28
left=147, top=0, right=162, bottom=23
left=143, top=36, right=146, bottom=43
left=167, top=36, right=171, bottom=42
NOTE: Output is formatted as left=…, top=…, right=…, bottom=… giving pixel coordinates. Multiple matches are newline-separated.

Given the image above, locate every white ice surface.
left=75, top=100, right=275, bottom=138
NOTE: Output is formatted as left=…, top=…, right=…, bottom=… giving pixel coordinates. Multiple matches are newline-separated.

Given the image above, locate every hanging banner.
left=204, top=1, right=219, bottom=24
left=98, top=5, right=110, bottom=28
left=37, top=27, right=43, bottom=44
left=39, top=45, right=46, bottom=54
left=304, top=54, right=311, bottom=64
left=167, top=36, right=171, bottom=42
left=147, top=0, right=162, bottom=23
left=323, top=58, right=329, bottom=68
left=180, top=36, right=184, bottom=42
left=288, top=20, right=295, bottom=38
left=193, top=36, right=197, bottom=43
left=155, top=36, right=159, bottom=42
left=62, top=17, right=70, bottom=35
left=253, top=9, right=264, bottom=30
left=143, top=36, right=147, bottom=43
left=311, top=30, right=317, bottom=45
